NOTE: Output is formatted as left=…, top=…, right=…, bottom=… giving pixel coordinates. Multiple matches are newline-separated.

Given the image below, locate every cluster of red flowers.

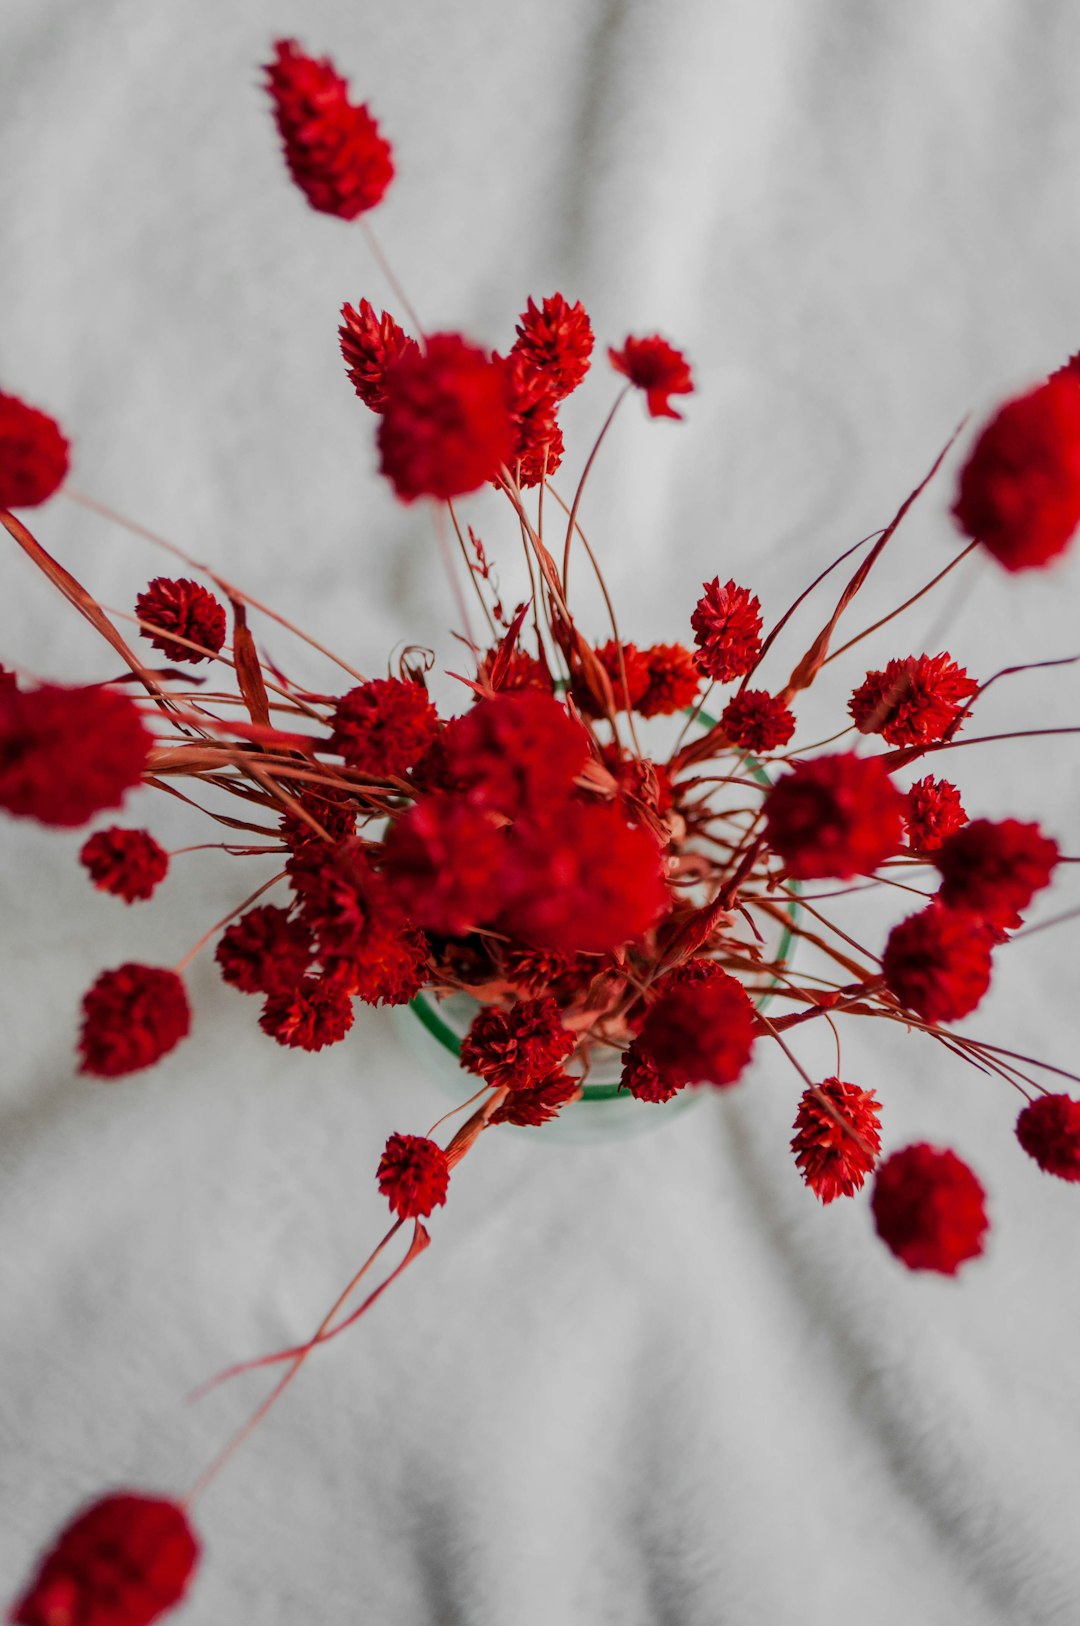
left=7, top=31, right=1080, bottom=1620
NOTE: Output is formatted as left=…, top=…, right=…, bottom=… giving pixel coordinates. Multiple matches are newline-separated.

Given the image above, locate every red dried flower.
left=500, top=799, right=668, bottom=955
left=637, top=642, right=701, bottom=718
left=620, top=1038, right=680, bottom=1104
left=498, top=943, right=604, bottom=1000
left=460, top=997, right=575, bottom=1090
left=328, top=677, right=439, bottom=777
left=377, top=333, right=516, bottom=502
left=935, top=817, right=1059, bottom=929
left=0, top=390, right=70, bottom=508
left=953, top=372, right=1080, bottom=570
left=574, top=641, right=651, bottom=717
left=0, top=683, right=153, bottom=828
left=0, top=662, right=17, bottom=692
left=762, top=752, right=905, bottom=880
left=78, top=964, right=191, bottom=1078
left=377, top=1132, right=450, bottom=1219
left=871, top=1142, right=988, bottom=1274
left=286, top=840, right=430, bottom=1005
left=215, top=904, right=314, bottom=995
left=638, top=966, right=758, bottom=1089
left=791, top=1078, right=882, bottom=1203
left=381, top=797, right=507, bottom=935
left=1015, top=1094, right=1080, bottom=1181
left=442, top=690, right=590, bottom=817
left=265, top=39, right=394, bottom=220
left=720, top=689, right=795, bottom=753
left=904, top=776, right=968, bottom=853
left=134, top=577, right=227, bottom=665
left=881, top=903, right=994, bottom=1024
left=475, top=644, right=551, bottom=697
left=278, top=781, right=358, bottom=854
left=79, top=826, right=169, bottom=903
left=690, top=579, right=763, bottom=682
left=511, top=294, right=594, bottom=401
left=503, top=351, right=564, bottom=488
left=259, top=975, right=354, bottom=1050
left=608, top=334, right=694, bottom=419
left=10, top=1491, right=199, bottom=1626
left=848, top=653, right=977, bottom=746
left=489, top=1068, right=581, bottom=1127
left=339, top=299, right=418, bottom=412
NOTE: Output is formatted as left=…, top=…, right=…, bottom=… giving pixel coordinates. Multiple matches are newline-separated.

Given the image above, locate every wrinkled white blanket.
left=3, top=1, right=1080, bottom=1619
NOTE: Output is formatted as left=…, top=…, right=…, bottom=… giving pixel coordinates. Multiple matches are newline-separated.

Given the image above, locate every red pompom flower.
left=1015, top=1094, right=1080, bottom=1181
left=215, top=904, right=314, bottom=995
left=80, top=827, right=169, bottom=903
left=10, top=1491, right=199, bottom=1626
left=608, top=334, right=694, bottom=419
left=791, top=1078, right=882, bottom=1203
left=690, top=579, right=763, bottom=682
left=134, top=577, right=227, bottom=665
left=265, top=39, right=394, bottom=219
left=935, top=817, right=1059, bottom=929
left=0, top=683, right=153, bottom=828
left=78, top=964, right=191, bottom=1078
left=881, top=903, right=993, bottom=1024
left=511, top=293, right=594, bottom=401
left=459, top=997, right=575, bottom=1090
left=328, top=677, right=439, bottom=777
left=636, top=643, right=701, bottom=718
left=720, top=689, right=795, bottom=753
left=489, top=1069, right=581, bottom=1127
left=381, top=797, right=508, bottom=936
left=0, top=390, right=70, bottom=508
left=637, top=966, right=757, bottom=1090
left=339, top=299, right=418, bottom=412
left=377, top=334, right=516, bottom=502
left=904, top=776, right=968, bottom=853
left=259, top=975, right=355, bottom=1050
left=953, top=372, right=1080, bottom=570
left=377, top=1132, right=450, bottom=1219
left=871, top=1142, right=989, bottom=1274
left=762, top=752, right=905, bottom=880
left=848, top=653, right=977, bottom=747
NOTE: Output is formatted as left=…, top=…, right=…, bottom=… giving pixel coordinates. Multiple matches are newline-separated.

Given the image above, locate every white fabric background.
left=2, top=1, right=1080, bottom=1619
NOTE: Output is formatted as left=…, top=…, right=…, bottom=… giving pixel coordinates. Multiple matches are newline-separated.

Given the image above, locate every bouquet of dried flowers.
left=4, top=37, right=1080, bottom=1622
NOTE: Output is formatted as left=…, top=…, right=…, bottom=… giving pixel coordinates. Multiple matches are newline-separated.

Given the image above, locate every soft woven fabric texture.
left=3, top=2, right=1080, bottom=1620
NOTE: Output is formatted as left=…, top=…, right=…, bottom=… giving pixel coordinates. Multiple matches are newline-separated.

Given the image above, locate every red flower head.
left=573, top=641, right=651, bottom=717
left=502, top=351, right=564, bottom=488
left=0, top=683, right=153, bottom=828
left=690, top=579, right=763, bottom=682
left=287, top=841, right=430, bottom=1007
left=381, top=797, right=508, bottom=935
left=475, top=643, right=551, bottom=697
left=934, top=817, right=1059, bottom=929
left=608, top=334, right=694, bottom=419
left=10, top=1491, right=199, bottom=1626
left=904, top=776, right=968, bottom=853
left=134, top=577, right=227, bottom=665
left=953, top=372, right=1080, bottom=570
left=637, top=643, right=701, bottom=718
left=78, top=964, right=191, bottom=1078
left=720, top=689, right=795, bottom=754
left=1015, top=1094, right=1080, bottom=1182
left=377, top=334, right=516, bottom=502
left=791, top=1078, right=882, bottom=1203
left=215, top=904, right=314, bottom=995
left=762, top=752, right=905, bottom=880
left=259, top=975, right=354, bottom=1050
left=441, top=690, right=590, bottom=817
left=511, top=293, right=594, bottom=401
left=848, top=653, right=977, bottom=747
left=278, top=781, right=358, bottom=855
left=460, top=997, right=575, bottom=1091
left=489, top=1069, right=581, bottom=1127
left=0, top=390, right=69, bottom=508
left=499, top=799, right=668, bottom=955
left=881, top=902, right=993, bottom=1024
left=638, top=965, right=758, bottom=1090
left=339, top=300, right=418, bottom=412
left=620, top=1038, right=679, bottom=1104
left=871, top=1143, right=988, bottom=1274
left=328, top=677, right=439, bottom=777
left=264, top=39, right=394, bottom=219
left=0, top=663, right=17, bottom=692
left=79, top=827, right=169, bottom=903
left=377, top=1132, right=450, bottom=1219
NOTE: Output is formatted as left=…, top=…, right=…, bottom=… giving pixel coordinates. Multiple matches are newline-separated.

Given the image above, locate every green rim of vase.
left=408, top=708, right=799, bottom=1102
